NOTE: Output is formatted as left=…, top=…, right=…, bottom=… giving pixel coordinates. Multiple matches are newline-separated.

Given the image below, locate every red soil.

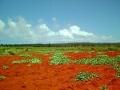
left=105, top=51, right=120, bottom=57
left=0, top=52, right=120, bottom=90
left=65, top=52, right=97, bottom=60
left=65, top=51, right=120, bottom=60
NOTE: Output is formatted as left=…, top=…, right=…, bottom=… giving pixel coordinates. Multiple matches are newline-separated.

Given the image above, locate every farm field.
left=1, top=0, right=120, bottom=89
left=0, top=45, right=120, bottom=90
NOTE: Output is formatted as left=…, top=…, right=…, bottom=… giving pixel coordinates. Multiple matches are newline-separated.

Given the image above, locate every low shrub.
left=19, top=53, right=31, bottom=58
left=0, top=75, right=6, bottom=80
left=2, top=65, right=9, bottom=70
left=50, top=52, right=70, bottom=65
left=12, top=58, right=41, bottom=64
left=100, top=85, right=108, bottom=90
left=75, top=56, right=120, bottom=78
left=75, top=56, right=120, bottom=65
left=75, top=72, right=98, bottom=81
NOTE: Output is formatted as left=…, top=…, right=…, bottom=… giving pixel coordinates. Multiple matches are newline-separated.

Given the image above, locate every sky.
left=0, top=0, right=120, bottom=44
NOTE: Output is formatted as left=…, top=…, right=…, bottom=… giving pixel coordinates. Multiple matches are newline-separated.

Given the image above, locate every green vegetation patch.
left=50, top=52, right=70, bottom=65
left=19, top=53, right=31, bottom=58
left=112, top=63, right=120, bottom=78
left=75, top=56, right=120, bottom=78
left=12, top=58, right=41, bottom=64
left=75, top=72, right=98, bottom=81
left=75, top=56, right=120, bottom=65
left=0, top=47, right=24, bottom=55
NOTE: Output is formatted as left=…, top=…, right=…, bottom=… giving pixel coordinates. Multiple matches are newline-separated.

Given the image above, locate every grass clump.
left=50, top=52, right=70, bottom=65
left=112, top=63, right=120, bottom=78
left=0, top=48, right=22, bottom=55
left=75, top=56, right=120, bottom=78
left=100, top=85, right=108, bottom=90
left=2, top=65, right=9, bottom=70
left=0, top=75, right=6, bottom=80
left=0, top=48, right=7, bottom=55
left=75, top=72, right=98, bottom=81
left=75, top=56, right=115, bottom=65
left=7, top=51, right=16, bottom=55
left=19, top=53, right=31, bottom=58
left=12, top=58, right=41, bottom=64
left=75, top=56, right=120, bottom=65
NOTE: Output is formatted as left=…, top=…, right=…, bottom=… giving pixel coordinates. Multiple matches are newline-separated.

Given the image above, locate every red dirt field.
left=64, top=51, right=120, bottom=60
left=0, top=52, right=120, bottom=90
left=105, top=51, right=120, bottom=57
left=64, top=52, right=97, bottom=60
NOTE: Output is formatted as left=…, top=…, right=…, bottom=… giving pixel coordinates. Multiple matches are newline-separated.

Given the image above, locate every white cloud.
left=37, top=24, right=50, bottom=32
left=70, top=25, right=80, bottom=34
left=17, top=17, right=32, bottom=31
left=101, top=35, right=112, bottom=40
left=8, top=19, right=17, bottom=30
left=58, top=29, right=73, bottom=39
left=69, top=25, right=94, bottom=37
left=0, top=17, right=114, bottom=44
left=35, top=24, right=55, bottom=38
left=0, top=20, right=5, bottom=31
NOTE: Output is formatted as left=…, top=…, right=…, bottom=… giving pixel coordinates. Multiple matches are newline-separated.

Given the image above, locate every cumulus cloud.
left=8, top=19, right=17, bottom=31
left=69, top=25, right=94, bottom=37
left=58, top=29, right=73, bottom=39
left=0, top=17, right=114, bottom=44
left=0, top=20, right=5, bottom=31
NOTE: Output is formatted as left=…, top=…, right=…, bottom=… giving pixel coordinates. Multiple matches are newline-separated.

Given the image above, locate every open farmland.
left=0, top=44, right=120, bottom=90
left=1, top=0, right=120, bottom=89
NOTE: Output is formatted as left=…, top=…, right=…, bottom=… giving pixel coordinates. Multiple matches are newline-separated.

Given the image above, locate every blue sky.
left=0, top=0, right=120, bottom=44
